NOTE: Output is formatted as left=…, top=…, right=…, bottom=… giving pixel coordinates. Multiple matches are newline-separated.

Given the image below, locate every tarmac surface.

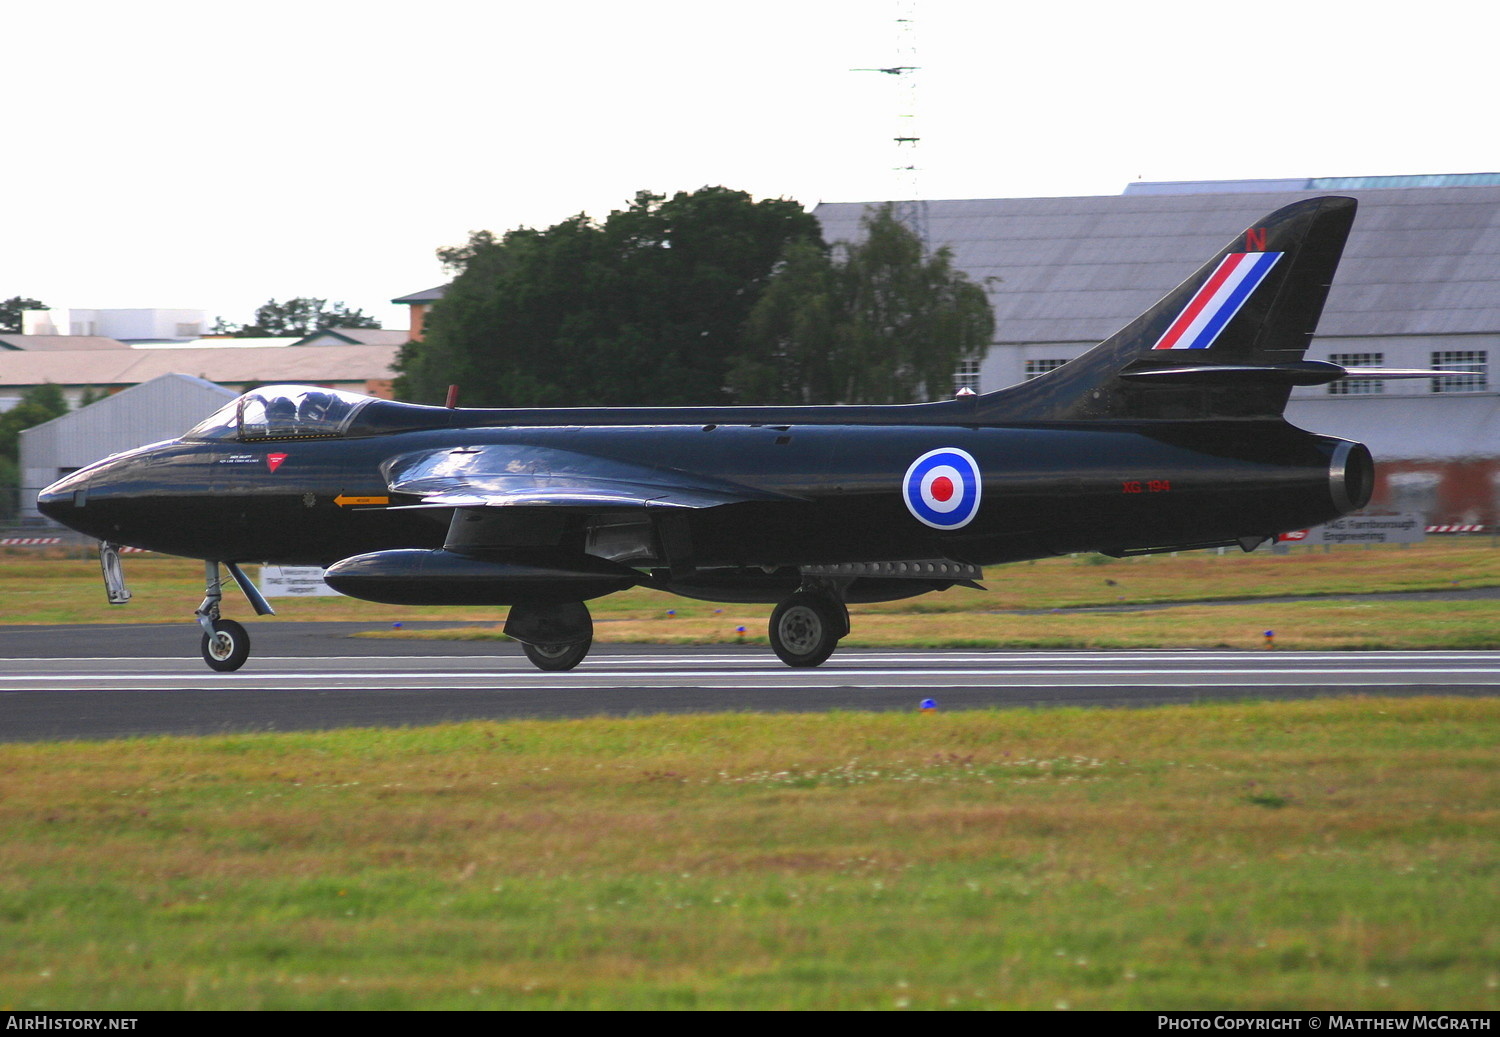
left=2, top=621, right=1498, bottom=741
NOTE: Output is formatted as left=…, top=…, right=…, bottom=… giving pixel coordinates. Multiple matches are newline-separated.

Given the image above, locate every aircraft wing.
left=383, top=443, right=803, bottom=510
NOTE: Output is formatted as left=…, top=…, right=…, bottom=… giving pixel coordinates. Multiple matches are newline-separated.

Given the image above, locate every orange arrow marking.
left=334, top=494, right=389, bottom=507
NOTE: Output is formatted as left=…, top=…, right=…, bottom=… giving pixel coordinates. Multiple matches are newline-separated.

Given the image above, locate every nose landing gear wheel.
left=201, top=619, right=250, bottom=672
left=522, top=639, right=591, bottom=671
left=769, top=593, right=843, bottom=668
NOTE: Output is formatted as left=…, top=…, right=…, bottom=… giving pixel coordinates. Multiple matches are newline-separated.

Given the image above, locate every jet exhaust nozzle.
left=1329, top=439, right=1375, bottom=515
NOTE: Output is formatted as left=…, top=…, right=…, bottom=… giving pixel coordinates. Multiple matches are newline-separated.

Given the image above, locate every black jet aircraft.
left=40, top=196, right=1379, bottom=672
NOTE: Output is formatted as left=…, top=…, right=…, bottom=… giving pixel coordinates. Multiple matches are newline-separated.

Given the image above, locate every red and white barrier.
left=0, top=537, right=151, bottom=551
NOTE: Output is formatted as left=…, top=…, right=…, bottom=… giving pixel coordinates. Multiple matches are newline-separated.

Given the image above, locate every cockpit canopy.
left=186, top=386, right=378, bottom=442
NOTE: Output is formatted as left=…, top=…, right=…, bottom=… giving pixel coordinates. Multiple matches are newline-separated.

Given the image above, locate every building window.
left=952, top=360, right=981, bottom=394
left=1025, top=359, right=1067, bottom=380
left=1431, top=350, right=1487, bottom=393
left=1328, top=352, right=1385, bottom=395
left=176, top=322, right=202, bottom=338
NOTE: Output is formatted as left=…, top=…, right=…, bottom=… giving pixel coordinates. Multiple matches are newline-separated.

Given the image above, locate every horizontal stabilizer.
left=1324, top=368, right=1468, bottom=379
left=1119, top=361, right=1467, bottom=389
left=1119, top=360, right=1346, bottom=387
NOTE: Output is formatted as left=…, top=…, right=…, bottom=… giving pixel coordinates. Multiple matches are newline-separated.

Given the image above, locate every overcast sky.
left=5, top=0, right=1493, bottom=330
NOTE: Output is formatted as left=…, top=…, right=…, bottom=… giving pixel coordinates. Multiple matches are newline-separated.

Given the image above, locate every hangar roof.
left=292, top=328, right=412, bottom=347
left=813, top=185, right=1500, bottom=343
left=0, top=335, right=130, bottom=351
left=0, top=343, right=398, bottom=389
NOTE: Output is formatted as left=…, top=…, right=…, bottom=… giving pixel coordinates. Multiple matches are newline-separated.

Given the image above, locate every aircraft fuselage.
left=40, top=417, right=1366, bottom=571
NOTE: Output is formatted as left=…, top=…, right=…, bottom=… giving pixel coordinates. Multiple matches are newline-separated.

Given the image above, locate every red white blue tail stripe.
left=1152, top=251, right=1283, bottom=350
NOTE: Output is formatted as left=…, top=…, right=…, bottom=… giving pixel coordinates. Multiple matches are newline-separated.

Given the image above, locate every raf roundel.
left=903, top=448, right=982, bottom=529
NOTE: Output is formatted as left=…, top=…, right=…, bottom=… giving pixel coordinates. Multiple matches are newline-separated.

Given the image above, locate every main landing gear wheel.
left=522, top=639, right=592, bottom=672
left=201, top=618, right=250, bottom=672
left=769, top=593, right=843, bottom=668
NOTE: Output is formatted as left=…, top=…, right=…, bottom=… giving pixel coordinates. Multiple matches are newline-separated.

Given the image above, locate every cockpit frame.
left=186, top=386, right=378, bottom=443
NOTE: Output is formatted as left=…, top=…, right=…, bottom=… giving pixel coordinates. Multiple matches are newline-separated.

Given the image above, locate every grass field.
left=5, top=540, right=1498, bottom=650
left=0, top=699, right=1495, bottom=1010
left=3, top=543, right=1496, bottom=1009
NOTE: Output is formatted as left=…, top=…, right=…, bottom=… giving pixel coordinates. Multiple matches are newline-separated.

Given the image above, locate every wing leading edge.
left=383, top=443, right=803, bottom=510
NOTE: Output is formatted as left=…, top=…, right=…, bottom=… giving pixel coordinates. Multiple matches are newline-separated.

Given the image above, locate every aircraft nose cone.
left=37, top=465, right=108, bottom=535
left=36, top=475, right=81, bottom=522
left=36, top=440, right=191, bottom=548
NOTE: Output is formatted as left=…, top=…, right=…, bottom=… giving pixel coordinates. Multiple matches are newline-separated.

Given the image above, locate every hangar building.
left=815, top=175, right=1500, bottom=526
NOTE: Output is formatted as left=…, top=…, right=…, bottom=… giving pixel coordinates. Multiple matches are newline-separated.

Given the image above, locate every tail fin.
left=982, top=195, right=1357, bottom=422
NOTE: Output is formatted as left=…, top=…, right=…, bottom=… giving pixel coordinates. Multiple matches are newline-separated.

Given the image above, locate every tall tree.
left=0, top=297, right=46, bottom=334
left=396, top=187, right=822, bottom=406
left=0, top=381, right=67, bottom=450
left=215, top=298, right=382, bottom=337
left=728, top=205, right=994, bottom=404
left=0, top=384, right=73, bottom=517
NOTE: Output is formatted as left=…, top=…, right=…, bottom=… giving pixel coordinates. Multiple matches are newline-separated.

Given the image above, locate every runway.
left=2, top=623, right=1498, bottom=741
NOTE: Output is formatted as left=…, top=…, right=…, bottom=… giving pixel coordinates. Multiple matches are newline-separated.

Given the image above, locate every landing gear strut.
left=196, top=562, right=249, bottom=672
left=194, top=561, right=274, bottom=672
left=768, top=589, right=848, bottom=668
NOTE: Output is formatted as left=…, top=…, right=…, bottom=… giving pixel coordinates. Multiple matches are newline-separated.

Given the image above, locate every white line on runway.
left=4, top=668, right=1499, bottom=690
left=6, top=649, right=1499, bottom=698
left=5, top=665, right=1500, bottom=679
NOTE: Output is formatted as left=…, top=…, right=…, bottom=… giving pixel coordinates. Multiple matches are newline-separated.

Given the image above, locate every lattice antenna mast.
left=852, top=3, right=928, bottom=248
left=891, top=0, right=928, bottom=251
